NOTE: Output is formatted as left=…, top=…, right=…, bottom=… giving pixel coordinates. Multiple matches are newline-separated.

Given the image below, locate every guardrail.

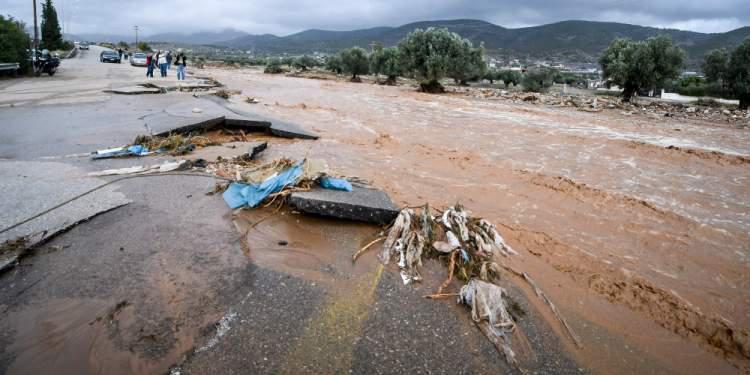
left=0, top=63, right=20, bottom=72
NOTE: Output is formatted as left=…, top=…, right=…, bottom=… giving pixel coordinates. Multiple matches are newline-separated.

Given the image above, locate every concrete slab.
left=147, top=98, right=316, bottom=139
left=146, top=112, right=227, bottom=137
left=288, top=186, right=399, bottom=224
left=103, top=86, right=163, bottom=95
left=0, top=160, right=131, bottom=272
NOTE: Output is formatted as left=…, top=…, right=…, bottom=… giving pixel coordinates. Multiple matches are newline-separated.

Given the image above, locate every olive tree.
left=370, top=46, right=401, bottom=85
left=498, top=70, right=522, bottom=87
left=702, top=49, right=728, bottom=85
left=293, top=55, right=318, bottom=71
left=264, top=58, right=283, bottom=74
left=448, top=40, right=486, bottom=85
left=522, top=67, right=556, bottom=92
left=339, top=47, right=369, bottom=82
left=599, top=36, right=685, bottom=101
left=703, top=38, right=750, bottom=109
left=325, top=54, right=343, bottom=74
left=398, top=28, right=482, bottom=93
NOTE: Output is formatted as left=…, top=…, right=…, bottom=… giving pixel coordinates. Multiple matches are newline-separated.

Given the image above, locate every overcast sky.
left=4, top=0, right=748, bottom=36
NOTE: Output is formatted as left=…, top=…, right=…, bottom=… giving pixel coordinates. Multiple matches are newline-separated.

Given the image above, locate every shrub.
left=0, top=15, right=31, bottom=73
left=522, top=68, right=556, bottom=92
left=264, top=58, right=283, bottom=74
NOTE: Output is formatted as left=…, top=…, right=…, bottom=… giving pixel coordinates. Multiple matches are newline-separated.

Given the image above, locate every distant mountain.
left=146, top=28, right=248, bottom=44
left=63, top=28, right=249, bottom=45
left=220, top=19, right=750, bottom=64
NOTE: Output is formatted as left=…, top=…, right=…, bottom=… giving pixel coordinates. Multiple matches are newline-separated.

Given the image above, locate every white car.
left=130, top=52, right=148, bottom=66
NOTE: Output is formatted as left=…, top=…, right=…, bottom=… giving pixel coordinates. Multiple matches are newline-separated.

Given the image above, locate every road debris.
left=0, top=236, right=29, bottom=273
left=88, top=160, right=188, bottom=177
left=356, top=203, right=579, bottom=368
left=319, top=177, right=353, bottom=192
left=289, top=186, right=399, bottom=224
left=91, top=145, right=153, bottom=159
left=459, top=279, right=519, bottom=367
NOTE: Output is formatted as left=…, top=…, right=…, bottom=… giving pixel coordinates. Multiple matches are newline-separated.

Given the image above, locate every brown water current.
left=206, top=67, right=750, bottom=373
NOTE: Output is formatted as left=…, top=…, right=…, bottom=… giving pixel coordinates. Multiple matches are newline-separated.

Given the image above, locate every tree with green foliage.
left=726, top=38, right=750, bottom=109
left=702, top=39, right=750, bottom=108
left=339, top=47, right=369, bottom=82
left=599, top=36, right=685, bottom=101
left=264, top=58, right=283, bottom=74
left=0, top=15, right=31, bottom=73
left=497, top=70, right=522, bottom=88
left=702, top=49, right=728, bottom=86
left=325, top=54, right=343, bottom=74
left=40, top=0, right=63, bottom=50
left=293, top=55, right=318, bottom=71
left=370, top=46, right=401, bottom=85
left=117, top=41, right=129, bottom=49
left=136, top=42, right=152, bottom=52
left=398, top=28, right=481, bottom=93
left=447, top=40, right=485, bottom=85
left=281, top=56, right=295, bottom=66
left=522, top=67, right=556, bottom=92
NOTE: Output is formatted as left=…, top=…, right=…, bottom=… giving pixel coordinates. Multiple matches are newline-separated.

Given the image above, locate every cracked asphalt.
left=0, top=45, right=579, bottom=374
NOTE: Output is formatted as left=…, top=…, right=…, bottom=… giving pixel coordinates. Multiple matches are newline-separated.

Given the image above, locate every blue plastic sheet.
left=319, top=177, right=352, bottom=192
left=223, top=162, right=304, bottom=209
left=91, top=145, right=151, bottom=159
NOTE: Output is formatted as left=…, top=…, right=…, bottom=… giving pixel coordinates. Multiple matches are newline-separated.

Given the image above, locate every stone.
left=289, top=186, right=399, bottom=225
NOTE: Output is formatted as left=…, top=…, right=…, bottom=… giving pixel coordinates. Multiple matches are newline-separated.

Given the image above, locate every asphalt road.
left=0, top=47, right=580, bottom=374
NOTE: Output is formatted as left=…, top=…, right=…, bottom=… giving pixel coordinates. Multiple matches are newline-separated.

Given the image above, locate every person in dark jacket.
left=145, top=52, right=154, bottom=78
left=175, top=49, right=187, bottom=80
left=166, top=51, right=172, bottom=70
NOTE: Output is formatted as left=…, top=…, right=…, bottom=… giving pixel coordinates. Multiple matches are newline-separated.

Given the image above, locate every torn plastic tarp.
left=319, top=177, right=352, bottom=192
left=223, top=161, right=303, bottom=209
left=91, top=145, right=152, bottom=159
left=459, top=279, right=518, bottom=366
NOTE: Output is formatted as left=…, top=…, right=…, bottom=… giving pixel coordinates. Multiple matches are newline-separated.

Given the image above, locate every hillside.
left=221, top=19, right=750, bottom=64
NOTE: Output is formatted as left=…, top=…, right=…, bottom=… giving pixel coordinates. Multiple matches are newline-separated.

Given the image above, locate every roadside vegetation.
left=0, top=15, right=31, bottom=74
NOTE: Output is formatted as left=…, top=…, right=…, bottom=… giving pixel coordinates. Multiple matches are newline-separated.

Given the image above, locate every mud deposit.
left=204, top=66, right=749, bottom=373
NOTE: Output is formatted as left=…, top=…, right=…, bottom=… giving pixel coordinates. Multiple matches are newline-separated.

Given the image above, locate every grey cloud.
left=3, top=0, right=748, bottom=36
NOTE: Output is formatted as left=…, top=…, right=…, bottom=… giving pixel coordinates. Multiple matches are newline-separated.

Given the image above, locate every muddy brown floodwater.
left=204, top=67, right=750, bottom=373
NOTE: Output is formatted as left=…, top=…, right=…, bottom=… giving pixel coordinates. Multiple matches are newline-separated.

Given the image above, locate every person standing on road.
left=158, top=50, right=168, bottom=77
left=175, top=49, right=187, bottom=81
left=146, top=52, right=154, bottom=78
left=118, top=48, right=123, bottom=61
left=166, top=51, right=173, bottom=70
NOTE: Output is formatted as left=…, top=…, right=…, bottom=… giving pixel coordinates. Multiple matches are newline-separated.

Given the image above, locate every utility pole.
left=134, top=25, right=139, bottom=47
left=32, top=0, right=39, bottom=51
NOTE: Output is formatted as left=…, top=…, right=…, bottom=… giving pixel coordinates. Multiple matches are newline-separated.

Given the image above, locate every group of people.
left=145, top=49, right=187, bottom=80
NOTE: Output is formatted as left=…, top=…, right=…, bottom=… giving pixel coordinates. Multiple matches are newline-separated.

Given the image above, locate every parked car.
left=79, top=42, right=89, bottom=50
left=100, top=50, right=121, bottom=63
left=130, top=52, right=147, bottom=66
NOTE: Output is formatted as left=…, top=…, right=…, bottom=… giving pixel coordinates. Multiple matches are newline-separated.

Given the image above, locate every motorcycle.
left=32, top=49, right=60, bottom=77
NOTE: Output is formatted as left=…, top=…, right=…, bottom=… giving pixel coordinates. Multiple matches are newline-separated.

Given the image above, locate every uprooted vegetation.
left=354, top=204, right=580, bottom=370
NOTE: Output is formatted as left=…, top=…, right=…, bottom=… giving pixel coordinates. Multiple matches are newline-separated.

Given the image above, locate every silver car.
left=130, top=52, right=148, bottom=67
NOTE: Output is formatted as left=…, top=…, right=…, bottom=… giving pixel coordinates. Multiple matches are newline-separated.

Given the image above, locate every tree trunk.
left=621, top=85, right=638, bottom=102
left=350, top=75, right=362, bottom=83
left=419, top=80, right=445, bottom=93
left=740, top=96, right=749, bottom=110
left=385, top=75, right=397, bottom=86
